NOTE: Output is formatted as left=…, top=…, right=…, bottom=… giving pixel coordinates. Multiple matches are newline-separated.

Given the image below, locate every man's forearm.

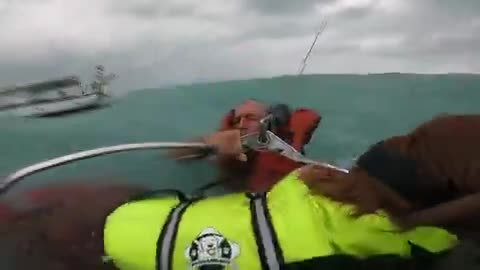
left=168, top=137, right=211, bottom=160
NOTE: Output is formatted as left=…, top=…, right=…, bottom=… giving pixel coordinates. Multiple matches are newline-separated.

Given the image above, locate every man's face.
left=232, top=100, right=267, bottom=134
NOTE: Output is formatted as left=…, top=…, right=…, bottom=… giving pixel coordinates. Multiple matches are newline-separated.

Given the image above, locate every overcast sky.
left=0, top=0, right=479, bottom=93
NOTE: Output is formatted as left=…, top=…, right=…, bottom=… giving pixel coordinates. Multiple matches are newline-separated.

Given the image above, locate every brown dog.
left=303, top=114, right=480, bottom=236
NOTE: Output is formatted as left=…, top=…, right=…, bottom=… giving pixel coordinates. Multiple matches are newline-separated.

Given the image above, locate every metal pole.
left=298, top=20, right=328, bottom=75
left=0, top=142, right=212, bottom=195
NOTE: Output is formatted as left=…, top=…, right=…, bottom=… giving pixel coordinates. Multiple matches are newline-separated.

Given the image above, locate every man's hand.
left=203, top=130, right=247, bottom=161
left=167, top=130, right=247, bottom=161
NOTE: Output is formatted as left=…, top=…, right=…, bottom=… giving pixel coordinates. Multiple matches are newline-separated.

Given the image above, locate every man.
left=169, top=99, right=322, bottom=192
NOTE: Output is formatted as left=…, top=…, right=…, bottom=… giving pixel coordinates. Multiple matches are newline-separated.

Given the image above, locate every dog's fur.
left=305, top=114, right=480, bottom=238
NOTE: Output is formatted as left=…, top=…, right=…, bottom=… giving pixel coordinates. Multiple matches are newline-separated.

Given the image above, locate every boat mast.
left=91, top=65, right=116, bottom=96
left=297, top=20, right=328, bottom=75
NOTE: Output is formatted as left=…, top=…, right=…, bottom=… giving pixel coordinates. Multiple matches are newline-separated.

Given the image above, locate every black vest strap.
left=133, top=189, right=193, bottom=270
left=248, top=192, right=285, bottom=270
left=127, top=189, right=188, bottom=202
left=155, top=198, right=193, bottom=270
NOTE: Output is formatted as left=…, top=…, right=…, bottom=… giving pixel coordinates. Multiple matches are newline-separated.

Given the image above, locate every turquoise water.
left=1, top=73, right=479, bottom=197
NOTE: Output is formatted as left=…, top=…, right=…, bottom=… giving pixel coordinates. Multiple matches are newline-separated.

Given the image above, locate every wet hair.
left=236, top=98, right=268, bottom=109
left=356, top=140, right=420, bottom=202
left=233, top=99, right=268, bottom=117
left=245, top=98, right=263, bottom=103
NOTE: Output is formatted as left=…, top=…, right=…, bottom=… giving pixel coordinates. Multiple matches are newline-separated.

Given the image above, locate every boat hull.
left=0, top=94, right=108, bottom=117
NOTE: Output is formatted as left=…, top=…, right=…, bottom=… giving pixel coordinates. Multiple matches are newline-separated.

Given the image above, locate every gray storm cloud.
left=0, top=0, right=478, bottom=93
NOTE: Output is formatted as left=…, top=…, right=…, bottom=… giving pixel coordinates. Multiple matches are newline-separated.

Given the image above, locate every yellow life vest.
left=103, top=171, right=458, bottom=270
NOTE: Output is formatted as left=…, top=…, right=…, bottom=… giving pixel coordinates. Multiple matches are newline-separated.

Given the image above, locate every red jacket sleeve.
left=288, top=108, right=321, bottom=151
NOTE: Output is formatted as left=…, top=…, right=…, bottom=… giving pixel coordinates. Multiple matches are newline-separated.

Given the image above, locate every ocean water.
left=1, top=73, right=479, bottom=198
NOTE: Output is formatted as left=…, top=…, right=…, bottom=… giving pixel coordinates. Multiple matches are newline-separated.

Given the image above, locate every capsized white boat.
left=0, top=93, right=108, bottom=117
left=0, top=65, right=116, bottom=117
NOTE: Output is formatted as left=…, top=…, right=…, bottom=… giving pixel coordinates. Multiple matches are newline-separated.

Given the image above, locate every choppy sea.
left=1, top=73, right=479, bottom=197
